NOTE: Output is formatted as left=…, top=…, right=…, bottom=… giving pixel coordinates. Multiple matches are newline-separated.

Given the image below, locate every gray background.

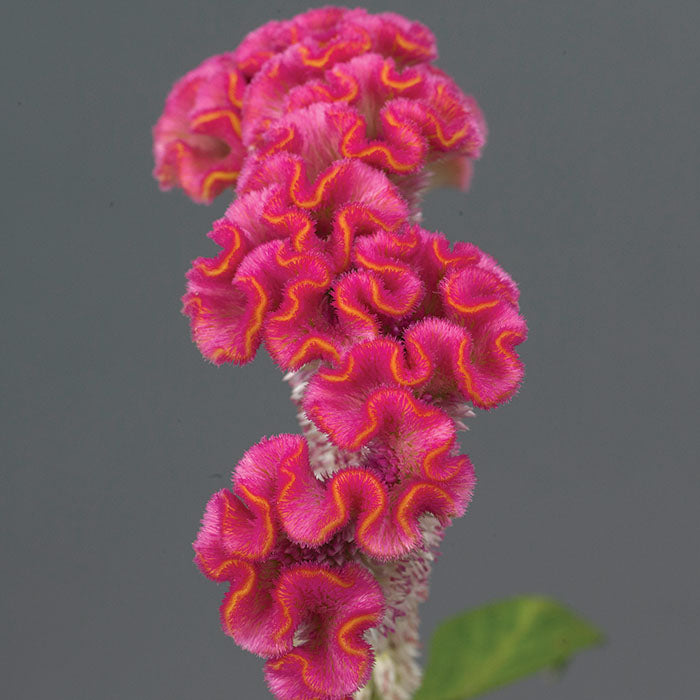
left=3, top=1, right=698, bottom=698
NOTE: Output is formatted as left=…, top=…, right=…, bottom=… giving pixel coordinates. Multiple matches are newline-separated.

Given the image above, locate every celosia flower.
left=153, top=7, right=526, bottom=700
left=154, top=8, right=439, bottom=204
left=152, top=53, right=246, bottom=203
left=194, top=436, right=384, bottom=699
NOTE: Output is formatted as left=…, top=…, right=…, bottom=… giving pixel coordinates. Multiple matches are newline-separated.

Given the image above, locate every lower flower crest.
left=194, top=448, right=385, bottom=698
left=193, top=426, right=475, bottom=697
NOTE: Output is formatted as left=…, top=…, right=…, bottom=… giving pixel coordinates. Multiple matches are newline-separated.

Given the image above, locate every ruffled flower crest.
left=154, top=7, right=526, bottom=700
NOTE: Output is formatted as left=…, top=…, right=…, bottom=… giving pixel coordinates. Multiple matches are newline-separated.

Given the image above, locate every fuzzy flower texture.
left=153, top=8, right=526, bottom=700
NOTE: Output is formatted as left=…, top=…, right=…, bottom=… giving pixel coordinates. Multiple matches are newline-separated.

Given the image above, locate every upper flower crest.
left=153, top=8, right=440, bottom=203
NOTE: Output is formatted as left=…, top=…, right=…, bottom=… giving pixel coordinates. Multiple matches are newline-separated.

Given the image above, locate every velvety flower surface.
left=152, top=53, right=245, bottom=203
left=153, top=7, right=441, bottom=204
left=154, top=7, right=526, bottom=700
left=194, top=438, right=384, bottom=699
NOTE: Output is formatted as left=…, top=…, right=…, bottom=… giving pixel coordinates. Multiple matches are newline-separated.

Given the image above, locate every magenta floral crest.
left=153, top=7, right=526, bottom=699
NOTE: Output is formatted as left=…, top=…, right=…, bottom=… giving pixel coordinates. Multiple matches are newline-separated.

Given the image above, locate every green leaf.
left=415, top=596, right=603, bottom=700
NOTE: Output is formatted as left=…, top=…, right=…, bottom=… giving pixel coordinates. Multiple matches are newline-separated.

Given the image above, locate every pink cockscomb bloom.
left=153, top=7, right=526, bottom=700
